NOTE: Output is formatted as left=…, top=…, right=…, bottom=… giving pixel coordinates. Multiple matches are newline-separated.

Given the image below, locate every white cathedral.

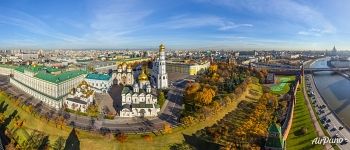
left=120, top=69, right=160, bottom=117
left=114, top=62, right=134, bottom=85
left=151, top=44, right=168, bottom=89
left=119, top=44, right=169, bottom=117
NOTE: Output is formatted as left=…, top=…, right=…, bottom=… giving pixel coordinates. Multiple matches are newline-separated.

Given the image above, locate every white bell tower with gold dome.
left=152, top=44, right=168, bottom=89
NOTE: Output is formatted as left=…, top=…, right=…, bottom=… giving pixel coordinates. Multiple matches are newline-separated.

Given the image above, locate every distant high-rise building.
left=331, top=45, right=338, bottom=56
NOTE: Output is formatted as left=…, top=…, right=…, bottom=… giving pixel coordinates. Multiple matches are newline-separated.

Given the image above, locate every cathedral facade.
left=120, top=69, right=160, bottom=117
left=113, top=62, right=134, bottom=85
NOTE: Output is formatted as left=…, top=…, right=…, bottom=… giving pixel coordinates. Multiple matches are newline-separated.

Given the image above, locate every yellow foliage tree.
left=195, top=87, right=215, bottom=105
left=180, top=116, right=196, bottom=126
left=0, top=113, right=5, bottom=124
left=163, top=123, right=172, bottom=134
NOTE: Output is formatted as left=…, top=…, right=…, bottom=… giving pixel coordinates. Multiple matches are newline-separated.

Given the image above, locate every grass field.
left=286, top=85, right=322, bottom=150
left=0, top=81, right=262, bottom=150
left=270, top=76, right=296, bottom=95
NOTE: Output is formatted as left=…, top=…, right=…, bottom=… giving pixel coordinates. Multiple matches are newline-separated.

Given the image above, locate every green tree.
left=158, top=91, right=166, bottom=108
left=87, top=64, right=95, bottom=72
left=86, top=104, right=99, bottom=117
left=52, top=136, right=65, bottom=150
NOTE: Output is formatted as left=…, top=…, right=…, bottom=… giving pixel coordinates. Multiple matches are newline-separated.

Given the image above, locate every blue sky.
left=0, top=0, right=349, bottom=50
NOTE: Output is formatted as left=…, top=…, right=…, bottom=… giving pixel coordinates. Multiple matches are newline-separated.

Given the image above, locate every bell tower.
left=156, top=44, right=168, bottom=89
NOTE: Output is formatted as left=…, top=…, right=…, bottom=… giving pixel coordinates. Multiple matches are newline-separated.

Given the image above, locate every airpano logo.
left=312, top=137, right=346, bottom=145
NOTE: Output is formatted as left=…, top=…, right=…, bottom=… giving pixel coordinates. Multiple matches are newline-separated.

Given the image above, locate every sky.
left=0, top=0, right=350, bottom=50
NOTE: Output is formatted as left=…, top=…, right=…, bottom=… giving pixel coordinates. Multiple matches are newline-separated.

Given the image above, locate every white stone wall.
left=86, top=78, right=112, bottom=93
left=10, top=78, right=62, bottom=109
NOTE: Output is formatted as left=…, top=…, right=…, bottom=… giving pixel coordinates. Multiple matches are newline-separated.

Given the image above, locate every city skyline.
left=1, top=0, right=350, bottom=50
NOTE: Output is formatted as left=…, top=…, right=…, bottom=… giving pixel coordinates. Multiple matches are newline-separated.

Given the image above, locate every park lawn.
left=286, top=85, right=322, bottom=150
left=271, top=75, right=296, bottom=95
left=0, top=81, right=263, bottom=150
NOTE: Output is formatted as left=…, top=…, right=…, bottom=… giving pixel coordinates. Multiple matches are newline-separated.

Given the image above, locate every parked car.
left=341, top=139, right=348, bottom=145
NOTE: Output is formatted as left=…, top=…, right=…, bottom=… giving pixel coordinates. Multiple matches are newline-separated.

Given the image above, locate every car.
left=339, top=126, right=344, bottom=130
left=324, top=123, right=330, bottom=128
left=341, top=139, right=348, bottom=145
left=326, top=119, right=331, bottom=123
left=331, top=126, right=337, bottom=132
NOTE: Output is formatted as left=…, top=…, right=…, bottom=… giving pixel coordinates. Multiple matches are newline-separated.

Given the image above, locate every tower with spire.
left=152, top=44, right=168, bottom=89
left=331, top=45, right=337, bottom=57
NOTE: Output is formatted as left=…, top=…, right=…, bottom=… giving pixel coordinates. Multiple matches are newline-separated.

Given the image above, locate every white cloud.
left=161, top=15, right=252, bottom=31
left=196, top=0, right=336, bottom=35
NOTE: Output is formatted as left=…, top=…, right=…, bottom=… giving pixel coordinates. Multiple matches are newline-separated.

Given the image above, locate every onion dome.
left=80, top=80, right=89, bottom=87
left=159, top=44, right=165, bottom=52
left=138, top=69, right=148, bottom=81
left=133, top=82, right=139, bottom=88
left=127, top=64, right=132, bottom=69
left=122, top=62, right=127, bottom=67
left=117, top=64, right=122, bottom=69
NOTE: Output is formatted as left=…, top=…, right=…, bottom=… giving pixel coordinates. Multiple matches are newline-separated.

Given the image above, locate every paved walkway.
left=302, top=75, right=333, bottom=150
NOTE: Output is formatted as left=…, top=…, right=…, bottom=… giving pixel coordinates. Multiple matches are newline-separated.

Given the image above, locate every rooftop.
left=14, top=65, right=87, bottom=84
left=86, top=73, right=111, bottom=81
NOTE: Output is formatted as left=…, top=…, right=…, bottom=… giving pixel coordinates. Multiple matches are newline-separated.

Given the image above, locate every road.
left=0, top=75, right=185, bottom=133
left=307, top=74, right=350, bottom=150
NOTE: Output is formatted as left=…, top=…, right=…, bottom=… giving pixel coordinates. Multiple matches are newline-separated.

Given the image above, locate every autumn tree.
left=55, top=116, right=66, bottom=129
left=195, top=87, right=215, bottom=105
left=180, top=116, right=196, bottom=126
left=0, top=113, right=5, bottom=124
left=86, top=104, right=99, bottom=117
left=116, top=133, right=128, bottom=143
left=163, top=123, right=172, bottom=134
left=209, top=64, right=218, bottom=74
left=142, top=134, right=153, bottom=142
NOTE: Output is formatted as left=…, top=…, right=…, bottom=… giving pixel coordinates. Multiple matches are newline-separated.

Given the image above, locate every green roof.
left=265, top=122, right=284, bottom=148
left=86, top=73, right=111, bottom=81
left=35, top=70, right=87, bottom=83
left=268, top=122, right=282, bottom=133
left=14, top=65, right=87, bottom=84
left=265, top=136, right=284, bottom=148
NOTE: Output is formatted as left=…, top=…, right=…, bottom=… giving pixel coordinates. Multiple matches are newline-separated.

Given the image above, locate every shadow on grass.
left=0, top=101, right=8, bottom=113
left=0, top=110, right=18, bottom=146
left=183, top=134, right=222, bottom=150
left=64, top=128, right=80, bottom=150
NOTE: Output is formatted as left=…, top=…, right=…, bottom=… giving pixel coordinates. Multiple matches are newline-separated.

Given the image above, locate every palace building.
left=120, top=68, right=160, bottom=117
left=114, top=62, right=134, bottom=85
left=151, top=44, right=168, bottom=89
left=85, top=73, right=113, bottom=93
left=64, top=81, right=94, bottom=112
left=10, top=65, right=87, bottom=109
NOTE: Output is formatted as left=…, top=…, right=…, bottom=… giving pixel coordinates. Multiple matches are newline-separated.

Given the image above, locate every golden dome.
left=127, top=64, right=132, bottom=69
left=80, top=80, right=89, bottom=87
left=122, top=62, right=127, bottom=67
left=117, top=64, right=122, bottom=69
left=159, top=44, right=165, bottom=52
left=138, top=69, right=148, bottom=81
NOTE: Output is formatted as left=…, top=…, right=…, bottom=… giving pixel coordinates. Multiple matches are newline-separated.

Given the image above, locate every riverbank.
left=309, top=74, right=350, bottom=149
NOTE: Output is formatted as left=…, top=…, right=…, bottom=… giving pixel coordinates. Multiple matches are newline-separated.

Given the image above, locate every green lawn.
left=286, top=85, right=322, bottom=150
left=270, top=76, right=296, bottom=95
left=0, top=82, right=262, bottom=150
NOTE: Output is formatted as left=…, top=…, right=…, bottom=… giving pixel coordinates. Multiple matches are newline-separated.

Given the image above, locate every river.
left=311, top=58, right=350, bottom=126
